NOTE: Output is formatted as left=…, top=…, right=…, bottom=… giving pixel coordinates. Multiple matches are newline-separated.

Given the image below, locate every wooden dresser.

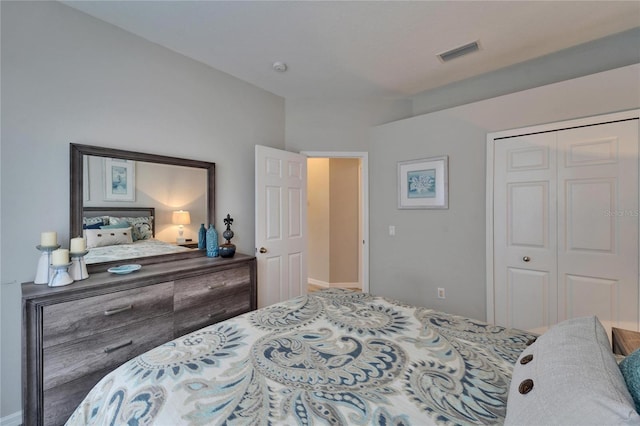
left=22, top=254, right=257, bottom=426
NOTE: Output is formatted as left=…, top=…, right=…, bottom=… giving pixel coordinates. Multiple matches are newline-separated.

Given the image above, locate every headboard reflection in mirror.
left=70, top=144, right=215, bottom=272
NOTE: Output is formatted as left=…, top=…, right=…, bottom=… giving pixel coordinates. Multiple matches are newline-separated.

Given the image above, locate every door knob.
left=523, top=256, right=531, bottom=262
left=259, top=247, right=267, bottom=254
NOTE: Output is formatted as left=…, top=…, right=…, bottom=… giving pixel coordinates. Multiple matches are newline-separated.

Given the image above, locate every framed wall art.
left=104, top=158, right=136, bottom=201
left=397, top=155, right=448, bottom=209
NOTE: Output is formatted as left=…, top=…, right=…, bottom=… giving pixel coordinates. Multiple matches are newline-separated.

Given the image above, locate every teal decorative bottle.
left=206, top=224, right=219, bottom=257
left=198, top=224, right=206, bottom=249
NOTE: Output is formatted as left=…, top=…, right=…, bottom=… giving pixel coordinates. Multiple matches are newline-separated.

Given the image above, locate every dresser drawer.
left=174, top=266, right=251, bottom=297
left=174, top=266, right=251, bottom=336
left=174, top=266, right=250, bottom=309
left=174, top=286, right=251, bottom=336
left=42, top=281, right=173, bottom=348
left=43, top=314, right=173, bottom=391
left=43, top=369, right=112, bottom=426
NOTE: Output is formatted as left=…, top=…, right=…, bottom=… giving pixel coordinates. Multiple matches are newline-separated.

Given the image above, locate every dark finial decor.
left=219, top=213, right=236, bottom=258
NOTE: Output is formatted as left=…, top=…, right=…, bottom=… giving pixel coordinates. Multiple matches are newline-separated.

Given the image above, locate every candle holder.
left=69, top=251, right=89, bottom=281
left=34, top=245, right=61, bottom=284
left=48, top=263, right=73, bottom=287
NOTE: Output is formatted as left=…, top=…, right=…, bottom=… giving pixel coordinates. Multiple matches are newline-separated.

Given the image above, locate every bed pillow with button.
left=85, top=227, right=133, bottom=249
left=504, top=316, right=639, bottom=425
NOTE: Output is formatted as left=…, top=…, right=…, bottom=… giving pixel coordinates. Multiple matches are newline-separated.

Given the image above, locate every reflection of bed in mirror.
left=82, top=206, right=193, bottom=264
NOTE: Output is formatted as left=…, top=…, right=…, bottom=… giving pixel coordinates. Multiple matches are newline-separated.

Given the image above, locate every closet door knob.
left=523, top=256, right=531, bottom=262
left=259, top=247, right=267, bottom=254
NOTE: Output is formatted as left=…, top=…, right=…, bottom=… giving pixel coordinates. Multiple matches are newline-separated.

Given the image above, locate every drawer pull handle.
left=207, top=309, right=228, bottom=319
left=206, top=283, right=227, bottom=291
left=104, top=340, right=133, bottom=353
left=104, top=304, right=133, bottom=316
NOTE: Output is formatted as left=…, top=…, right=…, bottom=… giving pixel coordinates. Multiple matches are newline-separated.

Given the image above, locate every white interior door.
left=494, top=132, right=558, bottom=334
left=556, top=120, right=639, bottom=333
left=255, top=145, right=308, bottom=308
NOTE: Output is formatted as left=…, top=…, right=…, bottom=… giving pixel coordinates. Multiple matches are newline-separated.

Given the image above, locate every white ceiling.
left=64, top=1, right=640, bottom=100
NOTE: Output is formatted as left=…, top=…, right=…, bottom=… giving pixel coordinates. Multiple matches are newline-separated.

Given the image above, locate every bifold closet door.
left=494, top=132, right=558, bottom=334
left=556, top=120, right=639, bottom=334
left=494, top=119, right=639, bottom=335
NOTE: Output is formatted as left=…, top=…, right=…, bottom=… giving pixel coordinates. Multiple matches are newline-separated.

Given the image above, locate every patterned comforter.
left=66, top=289, right=535, bottom=425
left=85, top=239, right=192, bottom=264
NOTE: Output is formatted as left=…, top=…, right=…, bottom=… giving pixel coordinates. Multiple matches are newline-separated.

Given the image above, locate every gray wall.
left=0, top=1, right=284, bottom=418
left=285, top=98, right=412, bottom=152
left=329, top=159, right=359, bottom=284
left=307, top=158, right=330, bottom=283
left=370, top=64, right=640, bottom=320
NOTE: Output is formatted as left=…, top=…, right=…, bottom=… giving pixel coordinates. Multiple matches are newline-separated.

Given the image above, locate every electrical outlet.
left=389, top=225, right=396, bottom=236
left=437, top=288, right=445, bottom=299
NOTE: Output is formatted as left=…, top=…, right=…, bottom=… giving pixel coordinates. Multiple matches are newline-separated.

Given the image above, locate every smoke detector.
left=272, top=62, right=288, bottom=72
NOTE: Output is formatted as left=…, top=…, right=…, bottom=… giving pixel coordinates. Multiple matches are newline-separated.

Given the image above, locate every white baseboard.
left=308, top=279, right=359, bottom=289
left=0, top=411, right=22, bottom=426
left=308, top=278, right=329, bottom=287
left=328, top=282, right=359, bottom=289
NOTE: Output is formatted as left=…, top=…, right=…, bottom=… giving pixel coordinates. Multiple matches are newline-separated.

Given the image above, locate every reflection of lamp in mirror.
left=172, top=210, right=191, bottom=244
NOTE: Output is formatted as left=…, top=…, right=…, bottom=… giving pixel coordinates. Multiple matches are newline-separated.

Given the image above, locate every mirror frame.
left=70, top=143, right=215, bottom=272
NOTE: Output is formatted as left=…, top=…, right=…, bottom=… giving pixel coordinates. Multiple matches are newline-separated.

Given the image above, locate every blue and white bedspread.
left=66, top=289, right=535, bottom=425
left=85, top=239, right=192, bottom=264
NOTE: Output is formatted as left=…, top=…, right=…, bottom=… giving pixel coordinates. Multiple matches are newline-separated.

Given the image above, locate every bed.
left=66, top=289, right=640, bottom=425
left=84, top=238, right=192, bottom=263
left=82, top=207, right=192, bottom=264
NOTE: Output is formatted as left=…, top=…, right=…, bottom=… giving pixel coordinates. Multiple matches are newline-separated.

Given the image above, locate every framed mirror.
left=70, top=143, right=215, bottom=272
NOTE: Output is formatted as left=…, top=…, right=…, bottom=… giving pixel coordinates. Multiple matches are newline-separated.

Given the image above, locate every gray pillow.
left=505, top=316, right=640, bottom=425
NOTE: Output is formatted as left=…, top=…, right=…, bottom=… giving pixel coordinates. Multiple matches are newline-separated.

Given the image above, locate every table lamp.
left=172, top=210, right=191, bottom=244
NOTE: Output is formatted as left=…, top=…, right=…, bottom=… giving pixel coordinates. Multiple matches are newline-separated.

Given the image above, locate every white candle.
left=41, top=231, right=57, bottom=247
left=51, top=249, right=69, bottom=266
left=70, top=237, right=86, bottom=253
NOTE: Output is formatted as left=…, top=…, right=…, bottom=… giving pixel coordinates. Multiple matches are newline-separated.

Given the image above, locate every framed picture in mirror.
left=104, top=158, right=136, bottom=201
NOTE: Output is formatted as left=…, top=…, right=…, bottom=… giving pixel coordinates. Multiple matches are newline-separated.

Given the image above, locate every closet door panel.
left=507, top=268, right=550, bottom=334
left=494, top=132, right=558, bottom=331
left=557, top=120, right=639, bottom=334
left=564, top=274, right=616, bottom=321
left=508, top=182, right=549, bottom=247
left=564, top=178, right=616, bottom=253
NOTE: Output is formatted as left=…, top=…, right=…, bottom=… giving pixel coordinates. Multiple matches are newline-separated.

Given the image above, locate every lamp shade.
left=172, top=210, right=191, bottom=225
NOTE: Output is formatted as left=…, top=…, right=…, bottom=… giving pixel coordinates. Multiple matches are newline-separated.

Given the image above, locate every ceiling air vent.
left=438, top=41, right=480, bottom=62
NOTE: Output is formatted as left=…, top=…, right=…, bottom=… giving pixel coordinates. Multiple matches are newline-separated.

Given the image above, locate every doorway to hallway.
left=303, top=152, right=369, bottom=293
